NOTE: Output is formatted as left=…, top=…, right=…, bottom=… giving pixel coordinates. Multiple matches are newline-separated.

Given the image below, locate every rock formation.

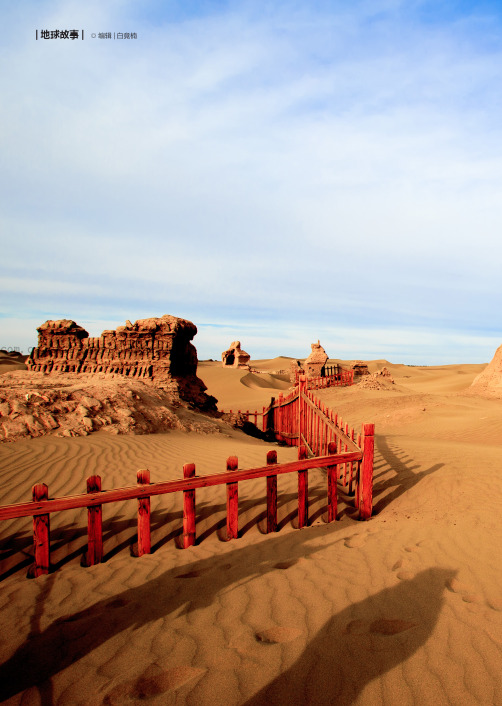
left=0, top=371, right=223, bottom=442
left=469, top=344, right=502, bottom=398
left=289, top=360, right=304, bottom=384
left=352, top=361, right=370, bottom=376
left=304, top=341, right=328, bottom=378
left=221, top=341, right=250, bottom=369
left=26, top=316, right=217, bottom=410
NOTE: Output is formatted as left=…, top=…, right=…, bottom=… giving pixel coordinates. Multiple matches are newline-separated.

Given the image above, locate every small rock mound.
left=358, top=367, right=395, bottom=390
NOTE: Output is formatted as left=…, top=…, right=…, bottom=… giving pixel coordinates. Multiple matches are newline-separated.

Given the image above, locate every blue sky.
left=1, top=0, right=501, bottom=363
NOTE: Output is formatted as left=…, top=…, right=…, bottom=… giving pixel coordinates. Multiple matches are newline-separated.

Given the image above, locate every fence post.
left=298, top=375, right=306, bottom=445
left=267, top=397, right=275, bottom=435
left=349, top=428, right=356, bottom=494
left=87, top=475, right=102, bottom=565
left=137, top=469, right=151, bottom=555
left=32, top=483, right=49, bottom=577
left=359, top=424, right=374, bottom=520
left=226, top=456, right=239, bottom=539
left=266, top=450, right=278, bottom=533
left=277, top=393, right=283, bottom=441
left=343, top=423, right=349, bottom=487
left=183, top=463, right=196, bottom=548
left=298, top=445, right=308, bottom=528
left=355, top=432, right=362, bottom=508
left=327, top=441, right=338, bottom=522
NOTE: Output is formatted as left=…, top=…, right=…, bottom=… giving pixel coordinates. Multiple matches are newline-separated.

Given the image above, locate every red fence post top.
left=87, top=476, right=101, bottom=492
left=137, top=469, right=150, bottom=484
left=183, top=463, right=196, bottom=479
left=266, top=450, right=278, bottom=464
left=363, top=423, right=375, bottom=437
left=298, top=445, right=308, bottom=460
left=33, top=483, right=48, bottom=502
left=227, top=456, right=238, bottom=471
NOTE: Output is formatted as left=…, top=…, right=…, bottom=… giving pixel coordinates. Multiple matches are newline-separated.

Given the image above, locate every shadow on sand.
left=0, top=518, right=455, bottom=705
left=370, top=434, right=444, bottom=515
left=244, top=565, right=455, bottom=705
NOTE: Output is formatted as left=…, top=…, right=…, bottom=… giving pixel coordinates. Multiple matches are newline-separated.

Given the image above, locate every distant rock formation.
left=25, top=316, right=217, bottom=410
left=222, top=341, right=250, bottom=369
left=469, top=344, right=502, bottom=398
left=289, top=360, right=304, bottom=384
left=375, top=366, right=394, bottom=381
left=358, top=367, right=395, bottom=390
left=304, top=341, right=328, bottom=378
left=351, top=361, right=370, bottom=376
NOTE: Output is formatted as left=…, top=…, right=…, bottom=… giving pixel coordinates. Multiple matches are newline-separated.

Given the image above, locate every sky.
left=1, top=0, right=501, bottom=364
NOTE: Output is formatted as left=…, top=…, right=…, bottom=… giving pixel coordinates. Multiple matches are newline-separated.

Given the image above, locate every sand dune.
left=1, top=358, right=502, bottom=704
left=0, top=351, right=27, bottom=376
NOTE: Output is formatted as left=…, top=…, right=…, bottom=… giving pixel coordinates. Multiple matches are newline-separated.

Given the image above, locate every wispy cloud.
left=1, top=0, right=501, bottom=362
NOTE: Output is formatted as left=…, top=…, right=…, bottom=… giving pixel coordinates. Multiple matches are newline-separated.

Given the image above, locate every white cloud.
left=1, top=0, right=502, bottom=362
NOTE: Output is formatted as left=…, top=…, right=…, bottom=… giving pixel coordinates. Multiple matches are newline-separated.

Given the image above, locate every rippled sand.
left=1, top=358, right=502, bottom=705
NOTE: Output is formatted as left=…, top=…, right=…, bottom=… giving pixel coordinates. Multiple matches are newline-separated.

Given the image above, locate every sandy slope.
left=1, top=358, right=502, bottom=705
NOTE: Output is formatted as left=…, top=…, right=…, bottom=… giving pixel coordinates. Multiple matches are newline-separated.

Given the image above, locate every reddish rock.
left=304, top=341, right=328, bottom=378
left=290, top=360, right=304, bottom=384
left=375, top=366, right=394, bottom=382
left=352, top=361, right=370, bottom=376
left=26, top=316, right=216, bottom=410
left=0, top=372, right=224, bottom=443
left=469, top=344, right=502, bottom=398
left=221, top=341, right=250, bottom=369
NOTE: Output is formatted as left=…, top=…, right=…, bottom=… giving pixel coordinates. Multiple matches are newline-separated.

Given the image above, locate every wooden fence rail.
left=0, top=377, right=374, bottom=579
left=0, top=442, right=373, bottom=577
left=293, top=369, right=354, bottom=388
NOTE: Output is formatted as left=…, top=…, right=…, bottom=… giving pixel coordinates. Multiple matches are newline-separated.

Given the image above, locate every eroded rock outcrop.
left=221, top=341, right=250, bottom=369
left=26, top=316, right=216, bottom=410
left=352, top=361, right=370, bottom=376
left=304, top=341, right=328, bottom=378
left=469, top=344, right=502, bottom=398
left=289, top=360, right=304, bottom=384
left=0, top=371, right=223, bottom=442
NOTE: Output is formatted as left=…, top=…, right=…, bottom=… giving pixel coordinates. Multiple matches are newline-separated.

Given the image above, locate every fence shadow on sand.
left=0, top=520, right=455, bottom=705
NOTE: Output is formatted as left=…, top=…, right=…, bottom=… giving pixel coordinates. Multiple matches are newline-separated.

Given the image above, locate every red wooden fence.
left=223, top=369, right=354, bottom=430
left=0, top=440, right=373, bottom=577
left=0, top=377, right=374, bottom=578
left=293, top=368, right=354, bottom=388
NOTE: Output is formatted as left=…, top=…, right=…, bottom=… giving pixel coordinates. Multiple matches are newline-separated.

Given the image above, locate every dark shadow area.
left=371, top=434, right=444, bottom=515
left=0, top=522, right=347, bottom=702
left=240, top=421, right=277, bottom=442
left=0, top=526, right=455, bottom=706
left=244, top=566, right=456, bottom=706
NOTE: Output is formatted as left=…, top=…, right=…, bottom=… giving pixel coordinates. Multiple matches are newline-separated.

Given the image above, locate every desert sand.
left=1, top=355, right=502, bottom=705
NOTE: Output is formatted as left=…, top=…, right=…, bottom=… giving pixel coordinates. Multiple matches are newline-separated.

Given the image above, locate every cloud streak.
left=1, top=0, right=501, bottom=362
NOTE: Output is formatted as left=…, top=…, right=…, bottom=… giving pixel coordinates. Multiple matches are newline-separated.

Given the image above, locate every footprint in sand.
left=445, top=577, right=482, bottom=604
left=104, top=665, right=206, bottom=703
left=175, top=567, right=212, bottom=579
left=344, top=535, right=366, bottom=549
left=255, top=626, right=302, bottom=644
left=396, top=570, right=415, bottom=581
left=273, top=559, right=299, bottom=570
left=488, top=598, right=502, bottom=612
